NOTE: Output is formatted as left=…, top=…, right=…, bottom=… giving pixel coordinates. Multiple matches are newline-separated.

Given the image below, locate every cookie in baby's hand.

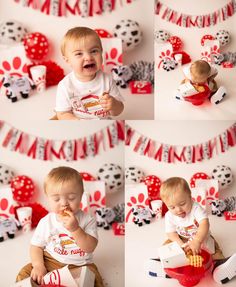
left=60, top=208, right=71, bottom=217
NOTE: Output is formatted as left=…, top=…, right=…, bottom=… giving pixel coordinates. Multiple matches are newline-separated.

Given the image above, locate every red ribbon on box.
left=129, top=81, right=152, bottom=94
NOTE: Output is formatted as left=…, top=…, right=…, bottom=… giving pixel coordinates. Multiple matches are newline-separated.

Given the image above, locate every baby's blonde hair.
left=190, top=60, right=211, bottom=82
left=61, top=26, right=102, bottom=56
left=160, top=177, right=191, bottom=202
left=44, top=166, right=83, bottom=195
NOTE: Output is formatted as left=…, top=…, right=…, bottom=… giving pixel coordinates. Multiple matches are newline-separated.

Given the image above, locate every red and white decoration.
left=201, top=39, right=220, bottom=64
left=157, top=42, right=174, bottom=69
left=126, top=122, right=236, bottom=164
left=102, top=38, right=122, bottom=74
left=0, top=44, right=30, bottom=88
left=0, top=186, right=15, bottom=219
left=125, top=183, right=149, bottom=223
left=10, top=175, right=35, bottom=203
left=155, top=0, right=236, bottom=28
left=83, top=181, right=106, bottom=215
left=14, top=0, right=135, bottom=17
left=141, top=175, right=161, bottom=201
left=23, top=32, right=49, bottom=61
left=0, top=120, right=124, bottom=161
left=191, top=179, right=219, bottom=212
left=190, top=172, right=210, bottom=188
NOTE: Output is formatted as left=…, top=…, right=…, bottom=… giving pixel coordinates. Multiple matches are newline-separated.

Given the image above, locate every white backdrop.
left=155, top=0, right=236, bottom=120
left=0, top=0, right=154, bottom=120
left=125, top=120, right=236, bottom=199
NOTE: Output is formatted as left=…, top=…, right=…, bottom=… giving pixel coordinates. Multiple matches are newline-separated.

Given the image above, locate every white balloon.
left=97, top=163, right=124, bottom=194
left=154, top=29, right=170, bottom=43
left=125, top=166, right=144, bottom=183
left=211, top=165, right=233, bottom=190
left=0, top=163, right=15, bottom=185
left=0, top=20, right=28, bottom=44
left=216, top=30, right=230, bottom=47
left=113, top=19, right=142, bottom=51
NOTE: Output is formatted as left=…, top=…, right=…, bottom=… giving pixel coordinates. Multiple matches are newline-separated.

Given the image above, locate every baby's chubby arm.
left=99, top=92, right=124, bottom=116
left=58, top=210, right=98, bottom=253
left=30, top=245, right=47, bottom=284
left=187, top=218, right=210, bottom=255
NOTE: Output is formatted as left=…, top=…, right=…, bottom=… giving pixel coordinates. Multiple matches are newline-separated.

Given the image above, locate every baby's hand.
left=31, top=264, right=47, bottom=284
left=58, top=210, right=79, bottom=233
left=187, top=238, right=201, bottom=255
left=99, top=92, right=113, bottom=112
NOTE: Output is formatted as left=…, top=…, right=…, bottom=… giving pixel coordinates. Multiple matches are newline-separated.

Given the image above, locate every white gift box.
left=158, top=242, right=189, bottom=269
left=12, top=265, right=95, bottom=287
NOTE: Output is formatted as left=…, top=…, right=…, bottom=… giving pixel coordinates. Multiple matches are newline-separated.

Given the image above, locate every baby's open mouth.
left=83, top=63, right=96, bottom=69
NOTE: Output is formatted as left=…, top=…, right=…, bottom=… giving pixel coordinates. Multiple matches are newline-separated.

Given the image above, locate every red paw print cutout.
left=104, top=47, right=122, bottom=73
left=158, top=49, right=174, bottom=69
left=126, top=192, right=149, bottom=223
left=0, top=56, right=28, bottom=88
left=0, top=197, right=15, bottom=219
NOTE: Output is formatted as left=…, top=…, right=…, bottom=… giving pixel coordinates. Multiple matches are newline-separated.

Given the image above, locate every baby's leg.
left=209, top=79, right=218, bottom=93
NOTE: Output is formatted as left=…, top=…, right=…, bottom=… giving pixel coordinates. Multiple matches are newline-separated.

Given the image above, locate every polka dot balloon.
left=190, top=172, right=210, bottom=188
left=10, top=175, right=35, bottom=203
left=141, top=175, right=161, bottom=200
left=167, top=36, right=182, bottom=51
left=80, top=172, right=96, bottom=181
left=23, top=32, right=49, bottom=60
left=201, top=34, right=215, bottom=46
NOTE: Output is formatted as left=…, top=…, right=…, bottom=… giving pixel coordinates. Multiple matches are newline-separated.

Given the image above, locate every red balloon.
left=80, top=172, right=96, bottom=181
left=141, top=175, right=161, bottom=200
left=94, top=29, right=113, bottom=38
left=190, top=172, right=210, bottom=188
left=23, top=32, right=49, bottom=60
left=10, top=175, right=35, bottom=203
left=168, top=36, right=182, bottom=51
left=201, top=34, right=215, bottom=46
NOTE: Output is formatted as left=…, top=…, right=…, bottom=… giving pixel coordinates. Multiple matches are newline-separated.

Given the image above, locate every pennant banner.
left=155, top=0, right=236, bottom=28
left=126, top=122, right=236, bottom=164
left=14, top=0, right=135, bottom=17
left=0, top=120, right=124, bottom=161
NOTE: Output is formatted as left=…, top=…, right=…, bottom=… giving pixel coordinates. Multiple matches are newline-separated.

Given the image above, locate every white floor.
left=125, top=215, right=236, bottom=287
left=0, top=227, right=124, bottom=287
left=155, top=65, right=236, bottom=120
left=0, top=86, right=154, bottom=121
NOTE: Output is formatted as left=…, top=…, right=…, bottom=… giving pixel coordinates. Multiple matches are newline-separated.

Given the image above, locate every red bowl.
left=164, top=249, right=212, bottom=287
left=183, top=84, right=211, bottom=106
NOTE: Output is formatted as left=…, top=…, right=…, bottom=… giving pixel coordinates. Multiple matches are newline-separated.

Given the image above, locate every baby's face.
left=164, top=190, right=193, bottom=218
left=64, top=34, right=103, bottom=82
left=46, top=180, right=83, bottom=215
